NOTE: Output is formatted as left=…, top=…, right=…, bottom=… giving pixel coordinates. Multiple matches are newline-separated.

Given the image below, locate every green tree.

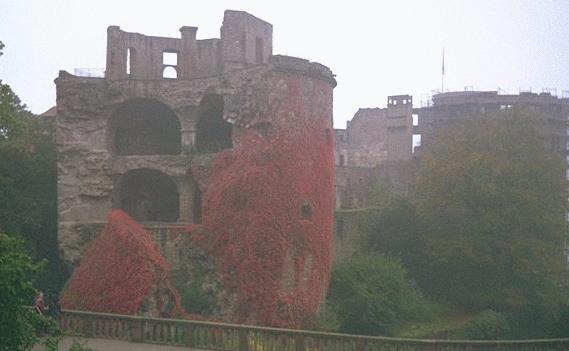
left=0, top=234, right=46, bottom=351
left=0, top=41, right=67, bottom=296
left=328, top=254, right=435, bottom=336
left=414, top=110, right=568, bottom=312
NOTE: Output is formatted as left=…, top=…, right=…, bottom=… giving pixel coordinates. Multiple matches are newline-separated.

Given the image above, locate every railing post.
left=84, top=317, right=93, bottom=338
left=295, top=334, right=305, bottom=351
left=185, top=324, right=194, bottom=347
left=238, top=329, right=249, bottom=351
left=130, top=318, right=143, bottom=342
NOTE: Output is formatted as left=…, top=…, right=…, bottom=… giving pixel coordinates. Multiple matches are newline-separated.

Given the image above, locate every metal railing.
left=59, top=309, right=569, bottom=351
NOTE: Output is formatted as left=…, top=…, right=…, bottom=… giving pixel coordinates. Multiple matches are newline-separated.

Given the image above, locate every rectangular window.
left=126, top=48, right=132, bottom=75
left=412, top=113, right=419, bottom=126
left=163, top=52, right=178, bottom=65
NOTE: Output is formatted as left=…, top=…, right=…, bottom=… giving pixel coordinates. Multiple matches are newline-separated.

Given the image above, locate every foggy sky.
left=1, top=0, right=568, bottom=128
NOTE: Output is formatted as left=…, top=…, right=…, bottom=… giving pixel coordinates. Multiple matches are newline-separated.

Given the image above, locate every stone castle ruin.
left=56, top=10, right=336, bottom=327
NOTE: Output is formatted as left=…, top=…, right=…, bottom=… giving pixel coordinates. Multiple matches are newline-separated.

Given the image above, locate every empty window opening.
left=301, top=204, right=313, bottom=220
left=255, top=37, right=264, bottom=64
left=412, top=113, right=419, bottom=126
left=339, top=154, right=346, bottom=167
left=126, top=48, right=133, bottom=75
left=163, top=66, right=178, bottom=79
left=163, top=52, right=178, bottom=65
left=196, top=95, right=233, bottom=153
left=116, top=169, right=179, bottom=222
left=413, top=134, right=422, bottom=153
left=110, top=98, right=181, bottom=155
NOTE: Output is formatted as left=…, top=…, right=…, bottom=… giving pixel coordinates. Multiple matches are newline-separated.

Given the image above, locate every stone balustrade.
left=59, top=309, right=569, bottom=351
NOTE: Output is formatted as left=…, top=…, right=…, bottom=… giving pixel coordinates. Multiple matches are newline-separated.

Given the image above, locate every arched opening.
left=196, top=95, right=233, bottom=153
left=163, top=66, right=177, bottom=79
left=115, top=169, right=179, bottom=222
left=110, top=99, right=181, bottom=155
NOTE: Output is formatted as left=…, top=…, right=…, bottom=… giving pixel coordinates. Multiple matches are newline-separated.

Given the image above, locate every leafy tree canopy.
left=0, top=41, right=66, bottom=296
left=414, top=109, right=568, bottom=311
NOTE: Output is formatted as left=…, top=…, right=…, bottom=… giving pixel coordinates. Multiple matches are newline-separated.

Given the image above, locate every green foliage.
left=314, top=303, right=341, bottom=332
left=0, top=44, right=67, bottom=296
left=461, top=310, right=510, bottom=340
left=414, top=111, right=568, bottom=311
left=0, top=233, right=46, bottom=351
left=173, top=268, right=216, bottom=315
left=506, top=302, right=569, bottom=339
left=361, top=198, right=427, bottom=282
left=328, top=254, right=436, bottom=336
left=67, top=339, right=95, bottom=351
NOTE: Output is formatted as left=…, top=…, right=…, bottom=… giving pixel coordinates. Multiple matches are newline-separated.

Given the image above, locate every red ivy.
left=60, top=210, right=185, bottom=317
left=190, top=74, right=335, bottom=328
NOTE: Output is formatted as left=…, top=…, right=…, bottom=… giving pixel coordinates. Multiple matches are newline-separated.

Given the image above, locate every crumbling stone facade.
left=56, top=10, right=336, bottom=326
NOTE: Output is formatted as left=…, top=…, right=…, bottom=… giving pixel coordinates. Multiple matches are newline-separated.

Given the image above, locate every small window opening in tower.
left=301, top=204, right=313, bottom=220
left=325, top=128, right=332, bottom=144
left=413, top=134, right=422, bottom=153
left=412, top=113, right=419, bottom=126
left=126, top=48, right=132, bottom=75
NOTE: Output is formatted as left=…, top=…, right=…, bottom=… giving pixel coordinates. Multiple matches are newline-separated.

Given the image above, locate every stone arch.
left=109, top=98, right=181, bottom=155
left=114, top=169, right=179, bottom=222
left=196, top=94, right=233, bottom=153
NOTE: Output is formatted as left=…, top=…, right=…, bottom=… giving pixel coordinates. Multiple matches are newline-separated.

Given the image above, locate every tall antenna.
left=441, top=48, right=445, bottom=93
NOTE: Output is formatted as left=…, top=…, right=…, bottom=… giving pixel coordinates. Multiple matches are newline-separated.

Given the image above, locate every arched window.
left=115, top=169, right=179, bottom=222
left=196, top=95, right=233, bottom=153
left=163, top=66, right=177, bottom=79
left=110, top=99, right=181, bottom=155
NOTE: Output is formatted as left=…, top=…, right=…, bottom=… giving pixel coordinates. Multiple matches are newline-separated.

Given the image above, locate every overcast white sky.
left=1, top=0, right=568, bottom=128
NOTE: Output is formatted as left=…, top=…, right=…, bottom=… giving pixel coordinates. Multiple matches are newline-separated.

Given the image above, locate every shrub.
left=314, top=303, right=341, bottom=332
left=462, top=310, right=510, bottom=340
left=328, top=254, right=435, bottom=336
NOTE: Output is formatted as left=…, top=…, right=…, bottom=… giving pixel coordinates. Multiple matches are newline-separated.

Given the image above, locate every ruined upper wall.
left=105, top=10, right=273, bottom=80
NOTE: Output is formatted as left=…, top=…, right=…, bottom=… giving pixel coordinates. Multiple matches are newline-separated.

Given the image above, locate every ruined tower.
left=56, top=10, right=336, bottom=327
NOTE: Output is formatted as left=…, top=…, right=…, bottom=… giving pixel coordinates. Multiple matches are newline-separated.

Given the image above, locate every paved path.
left=33, top=337, right=203, bottom=351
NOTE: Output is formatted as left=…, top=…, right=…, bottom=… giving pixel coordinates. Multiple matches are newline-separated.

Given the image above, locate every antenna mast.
left=441, top=48, right=445, bottom=93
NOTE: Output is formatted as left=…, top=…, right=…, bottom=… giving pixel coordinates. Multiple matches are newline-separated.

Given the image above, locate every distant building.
left=414, top=90, right=569, bottom=155
left=333, top=90, right=569, bottom=262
